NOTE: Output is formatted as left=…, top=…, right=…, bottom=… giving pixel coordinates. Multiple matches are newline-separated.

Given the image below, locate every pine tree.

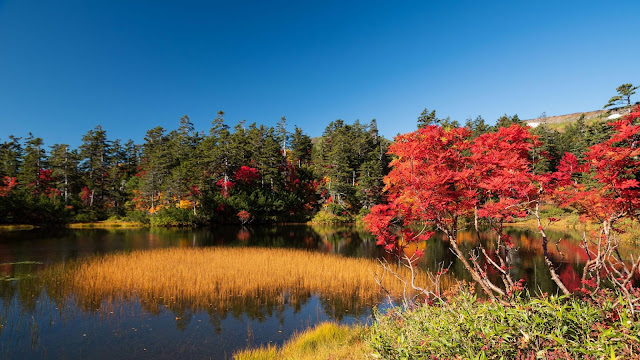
left=0, top=136, right=22, bottom=178
left=289, top=126, right=312, bottom=167
left=141, top=126, right=171, bottom=210
left=79, top=125, right=110, bottom=207
left=18, top=133, right=46, bottom=194
left=49, top=143, right=76, bottom=205
left=417, top=108, right=438, bottom=128
left=276, top=116, right=288, bottom=158
left=465, top=115, right=491, bottom=137
left=604, top=83, right=638, bottom=113
left=167, top=115, right=199, bottom=205
left=495, top=114, right=522, bottom=128
left=531, top=124, right=560, bottom=173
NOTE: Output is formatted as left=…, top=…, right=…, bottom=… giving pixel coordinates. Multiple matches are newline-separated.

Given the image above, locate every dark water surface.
left=0, top=224, right=636, bottom=359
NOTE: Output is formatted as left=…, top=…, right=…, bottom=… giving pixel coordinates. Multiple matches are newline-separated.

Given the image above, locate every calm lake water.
left=0, top=224, right=636, bottom=359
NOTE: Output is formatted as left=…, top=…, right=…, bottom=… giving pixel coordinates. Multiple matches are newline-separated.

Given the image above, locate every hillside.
left=523, top=106, right=631, bottom=129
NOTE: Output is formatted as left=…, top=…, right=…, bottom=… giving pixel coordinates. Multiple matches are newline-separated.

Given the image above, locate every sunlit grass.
left=67, top=220, right=146, bottom=229
left=43, top=247, right=450, bottom=312
left=0, top=224, right=35, bottom=231
left=234, top=322, right=368, bottom=360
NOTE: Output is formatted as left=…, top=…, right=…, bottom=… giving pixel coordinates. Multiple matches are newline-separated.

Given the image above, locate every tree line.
left=0, top=112, right=389, bottom=225
left=1, top=81, right=635, bottom=226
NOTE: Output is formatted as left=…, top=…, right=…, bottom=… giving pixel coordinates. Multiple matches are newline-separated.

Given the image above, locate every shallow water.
left=0, top=224, right=637, bottom=359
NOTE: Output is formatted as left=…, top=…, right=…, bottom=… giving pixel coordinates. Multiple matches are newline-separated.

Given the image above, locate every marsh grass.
left=67, top=220, right=146, bottom=229
left=233, top=322, right=368, bottom=360
left=42, top=247, right=445, bottom=314
left=0, top=224, right=35, bottom=231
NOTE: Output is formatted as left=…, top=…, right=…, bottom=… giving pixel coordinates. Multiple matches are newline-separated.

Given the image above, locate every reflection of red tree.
left=303, top=236, right=315, bottom=248
left=558, top=265, right=581, bottom=292
left=237, top=229, right=250, bottom=242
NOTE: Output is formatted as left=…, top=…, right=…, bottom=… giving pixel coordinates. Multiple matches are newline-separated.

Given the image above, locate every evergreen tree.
left=417, top=108, right=438, bottom=128
left=49, top=143, right=77, bottom=205
left=276, top=116, right=288, bottom=158
left=465, top=115, right=491, bottom=138
left=439, top=116, right=460, bottom=129
left=167, top=115, right=200, bottom=205
left=0, top=136, right=22, bottom=178
left=557, top=114, right=587, bottom=158
left=141, top=126, right=171, bottom=210
left=495, top=114, right=522, bottom=128
left=79, top=125, right=110, bottom=207
left=531, top=124, right=560, bottom=173
left=289, top=126, right=312, bottom=167
left=604, top=83, right=637, bottom=113
left=18, top=133, right=46, bottom=194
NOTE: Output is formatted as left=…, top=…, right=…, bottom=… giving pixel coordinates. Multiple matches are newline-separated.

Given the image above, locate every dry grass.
left=43, top=247, right=443, bottom=312
left=233, top=322, right=369, bottom=360
left=67, top=220, right=146, bottom=229
left=0, top=224, right=36, bottom=231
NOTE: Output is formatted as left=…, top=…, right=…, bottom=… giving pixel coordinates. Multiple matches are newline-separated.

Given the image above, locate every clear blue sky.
left=0, top=0, right=638, bottom=147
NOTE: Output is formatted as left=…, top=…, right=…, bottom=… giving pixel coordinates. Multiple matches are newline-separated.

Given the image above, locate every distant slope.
left=524, top=106, right=631, bottom=129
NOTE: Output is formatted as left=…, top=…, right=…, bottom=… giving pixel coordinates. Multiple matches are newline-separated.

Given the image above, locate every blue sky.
left=0, top=0, right=638, bottom=147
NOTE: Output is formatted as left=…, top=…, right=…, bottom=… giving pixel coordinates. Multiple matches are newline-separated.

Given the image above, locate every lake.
left=0, top=224, right=633, bottom=359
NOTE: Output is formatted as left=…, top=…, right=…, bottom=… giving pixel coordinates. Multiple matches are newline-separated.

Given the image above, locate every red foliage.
left=38, top=169, right=53, bottom=182
left=553, top=106, right=640, bottom=223
left=234, top=166, right=260, bottom=184
left=216, top=178, right=235, bottom=198
left=237, top=210, right=252, bottom=225
left=364, top=124, right=541, bottom=254
left=80, top=186, right=92, bottom=202
left=0, top=176, right=17, bottom=196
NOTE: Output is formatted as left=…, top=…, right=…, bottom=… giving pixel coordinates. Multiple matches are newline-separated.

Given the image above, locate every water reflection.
left=0, top=224, right=638, bottom=359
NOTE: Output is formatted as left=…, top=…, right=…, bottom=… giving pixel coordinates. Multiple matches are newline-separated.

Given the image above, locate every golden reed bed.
left=43, top=247, right=453, bottom=312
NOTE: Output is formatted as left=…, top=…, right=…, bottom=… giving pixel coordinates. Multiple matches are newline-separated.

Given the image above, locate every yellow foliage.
left=178, top=199, right=194, bottom=209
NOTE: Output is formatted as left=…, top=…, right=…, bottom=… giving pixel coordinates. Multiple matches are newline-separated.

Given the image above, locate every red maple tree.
left=234, top=166, right=260, bottom=184
left=551, top=106, right=640, bottom=309
left=365, top=124, right=564, bottom=301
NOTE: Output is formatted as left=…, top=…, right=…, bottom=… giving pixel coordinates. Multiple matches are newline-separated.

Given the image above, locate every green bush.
left=74, top=208, right=107, bottom=223
left=149, top=207, right=199, bottom=227
left=539, top=205, right=570, bottom=219
left=368, top=290, right=640, bottom=359
left=309, top=210, right=352, bottom=224
left=124, top=210, right=150, bottom=224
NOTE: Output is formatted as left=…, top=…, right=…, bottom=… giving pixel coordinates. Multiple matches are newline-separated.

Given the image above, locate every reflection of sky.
left=0, top=292, right=371, bottom=360
left=2, top=225, right=639, bottom=358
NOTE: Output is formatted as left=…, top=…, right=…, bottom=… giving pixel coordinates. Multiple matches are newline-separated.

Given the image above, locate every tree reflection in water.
left=1, top=224, right=637, bottom=359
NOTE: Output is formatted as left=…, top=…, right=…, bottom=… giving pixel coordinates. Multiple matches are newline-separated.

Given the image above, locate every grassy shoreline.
left=234, top=323, right=369, bottom=360
left=66, top=220, right=147, bottom=229
left=236, top=291, right=640, bottom=359
left=0, top=224, right=36, bottom=231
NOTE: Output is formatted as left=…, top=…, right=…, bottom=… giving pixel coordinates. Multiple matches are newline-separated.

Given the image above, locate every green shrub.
left=539, top=205, right=570, bottom=219
left=74, top=209, right=105, bottom=223
left=309, top=210, right=352, bottom=224
left=149, top=207, right=199, bottom=227
left=368, top=290, right=640, bottom=359
left=124, top=210, right=150, bottom=224
left=354, top=207, right=371, bottom=223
